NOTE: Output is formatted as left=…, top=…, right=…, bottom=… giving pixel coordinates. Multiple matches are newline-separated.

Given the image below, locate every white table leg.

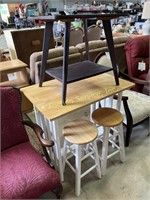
left=50, top=120, right=64, bottom=182
left=116, top=91, right=122, bottom=111
left=33, top=106, right=64, bottom=181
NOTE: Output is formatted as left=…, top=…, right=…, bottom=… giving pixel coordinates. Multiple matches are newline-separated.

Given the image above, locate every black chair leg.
left=125, top=124, right=133, bottom=147
left=52, top=184, right=63, bottom=199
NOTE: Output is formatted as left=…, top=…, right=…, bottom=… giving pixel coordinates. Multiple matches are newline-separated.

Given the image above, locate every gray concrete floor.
left=37, top=118, right=150, bottom=200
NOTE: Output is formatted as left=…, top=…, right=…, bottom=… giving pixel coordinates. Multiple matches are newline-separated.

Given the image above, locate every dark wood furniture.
left=32, top=13, right=127, bottom=105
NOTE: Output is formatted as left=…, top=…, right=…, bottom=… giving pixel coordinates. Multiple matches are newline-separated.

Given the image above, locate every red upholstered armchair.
left=124, top=35, right=149, bottom=94
left=0, top=87, right=62, bottom=199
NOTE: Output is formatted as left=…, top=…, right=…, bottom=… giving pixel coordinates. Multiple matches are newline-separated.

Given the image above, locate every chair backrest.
left=62, top=27, right=83, bottom=47
left=124, top=35, right=149, bottom=92
left=86, top=25, right=102, bottom=41
left=124, top=35, right=149, bottom=78
left=1, top=87, right=29, bottom=151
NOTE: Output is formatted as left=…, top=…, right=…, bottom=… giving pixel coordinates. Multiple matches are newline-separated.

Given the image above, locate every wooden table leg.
left=62, top=21, right=70, bottom=105
left=83, top=19, right=89, bottom=60
left=39, top=22, right=54, bottom=87
left=102, top=20, right=119, bottom=85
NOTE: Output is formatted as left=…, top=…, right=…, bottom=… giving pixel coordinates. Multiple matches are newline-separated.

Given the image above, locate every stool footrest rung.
left=81, top=164, right=97, bottom=179
left=81, top=150, right=94, bottom=161
left=66, top=160, right=76, bottom=173
left=107, top=150, right=120, bottom=159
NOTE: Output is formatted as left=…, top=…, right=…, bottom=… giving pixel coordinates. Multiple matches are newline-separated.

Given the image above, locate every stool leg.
left=101, top=127, right=110, bottom=176
left=117, top=124, right=126, bottom=162
left=92, top=140, right=101, bottom=178
left=75, top=144, right=82, bottom=196
left=62, top=139, right=67, bottom=173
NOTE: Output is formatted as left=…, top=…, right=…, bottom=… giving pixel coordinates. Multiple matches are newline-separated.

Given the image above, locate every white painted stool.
left=92, top=107, right=126, bottom=176
left=62, top=119, right=101, bottom=196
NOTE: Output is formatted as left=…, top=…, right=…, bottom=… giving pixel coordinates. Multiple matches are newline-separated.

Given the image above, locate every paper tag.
left=138, top=62, right=146, bottom=71
left=7, top=73, right=17, bottom=81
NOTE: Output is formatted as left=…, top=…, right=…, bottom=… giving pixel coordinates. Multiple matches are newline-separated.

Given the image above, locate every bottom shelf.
left=46, top=60, right=113, bottom=83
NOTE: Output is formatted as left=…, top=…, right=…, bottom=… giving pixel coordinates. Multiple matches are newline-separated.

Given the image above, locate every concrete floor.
left=38, top=118, right=150, bottom=200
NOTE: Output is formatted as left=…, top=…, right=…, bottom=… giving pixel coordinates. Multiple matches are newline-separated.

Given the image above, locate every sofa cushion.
left=1, top=142, right=60, bottom=199
left=113, top=90, right=150, bottom=125
left=112, top=36, right=131, bottom=45
left=76, top=40, right=106, bottom=53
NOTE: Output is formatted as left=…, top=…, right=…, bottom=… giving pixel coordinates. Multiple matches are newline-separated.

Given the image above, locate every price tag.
left=7, top=73, right=17, bottom=81
left=138, top=61, right=146, bottom=71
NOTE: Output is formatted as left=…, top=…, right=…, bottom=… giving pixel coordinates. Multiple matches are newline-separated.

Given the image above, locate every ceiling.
left=0, top=0, right=39, bottom=3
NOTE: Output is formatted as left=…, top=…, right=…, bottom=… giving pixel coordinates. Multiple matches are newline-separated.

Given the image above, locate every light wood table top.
left=0, top=59, right=28, bottom=88
left=21, top=73, right=134, bottom=121
left=0, top=59, right=27, bottom=72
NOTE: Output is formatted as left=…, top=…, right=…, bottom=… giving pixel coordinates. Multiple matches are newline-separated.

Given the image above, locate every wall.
left=48, top=0, right=64, bottom=11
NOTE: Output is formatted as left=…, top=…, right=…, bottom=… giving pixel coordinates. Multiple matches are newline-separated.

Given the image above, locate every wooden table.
left=0, top=59, right=29, bottom=88
left=21, top=73, right=134, bottom=181
left=32, top=13, right=127, bottom=105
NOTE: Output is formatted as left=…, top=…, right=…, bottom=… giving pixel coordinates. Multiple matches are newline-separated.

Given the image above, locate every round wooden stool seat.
left=63, top=119, right=98, bottom=145
left=92, top=107, right=123, bottom=127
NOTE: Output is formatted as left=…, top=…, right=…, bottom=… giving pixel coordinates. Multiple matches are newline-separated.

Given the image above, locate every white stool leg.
left=92, top=140, right=101, bottom=178
left=117, top=124, right=126, bottom=162
left=62, top=139, right=67, bottom=172
left=75, top=144, right=82, bottom=196
left=101, top=127, right=110, bottom=176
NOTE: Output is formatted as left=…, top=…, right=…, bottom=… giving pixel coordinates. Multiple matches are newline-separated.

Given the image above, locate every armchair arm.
left=119, top=70, right=150, bottom=85
left=94, top=52, right=106, bottom=64
left=23, top=120, right=55, bottom=166
left=113, top=94, right=133, bottom=123
left=23, top=120, right=54, bottom=147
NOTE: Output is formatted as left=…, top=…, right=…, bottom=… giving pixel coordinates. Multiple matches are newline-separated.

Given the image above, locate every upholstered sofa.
left=30, top=36, right=131, bottom=84
left=30, top=46, right=81, bottom=84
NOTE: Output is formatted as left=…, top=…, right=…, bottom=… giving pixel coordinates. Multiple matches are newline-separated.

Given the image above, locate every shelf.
left=46, top=60, right=112, bottom=84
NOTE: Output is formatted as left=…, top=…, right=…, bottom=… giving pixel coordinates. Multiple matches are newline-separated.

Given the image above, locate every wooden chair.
left=94, top=52, right=150, bottom=146
left=83, top=24, right=102, bottom=41
left=62, top=27, right=83, bottom=46
left=1, top=87, right=63, bottom=199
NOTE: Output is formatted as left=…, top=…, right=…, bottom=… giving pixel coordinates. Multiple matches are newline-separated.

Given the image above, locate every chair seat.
left=63, top=119, right=98, bottom=145
left=1, top=142, right=60, bottom=199
left=114, top=90, right=150, bottom=125
left=92, top=107, right=123, bottom=127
